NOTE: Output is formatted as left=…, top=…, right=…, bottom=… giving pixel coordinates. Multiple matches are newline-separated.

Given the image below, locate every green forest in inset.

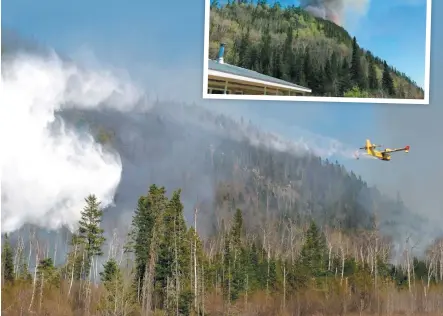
left=209, top=1, right=424, bottom=99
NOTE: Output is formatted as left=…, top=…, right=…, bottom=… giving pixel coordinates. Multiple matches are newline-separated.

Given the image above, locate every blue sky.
left=2, top=0, right=442, bottom=223
left=347, top=0, right=428, bottom=89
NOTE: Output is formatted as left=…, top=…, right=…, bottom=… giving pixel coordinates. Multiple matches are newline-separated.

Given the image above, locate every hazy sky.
left=2, top=0, right=440, bottom=225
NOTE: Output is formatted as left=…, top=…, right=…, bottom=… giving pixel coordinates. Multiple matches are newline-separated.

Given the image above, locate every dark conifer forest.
left=2, top=102, right=442, bottom=315
left=208, top=1, right=425, bottom=99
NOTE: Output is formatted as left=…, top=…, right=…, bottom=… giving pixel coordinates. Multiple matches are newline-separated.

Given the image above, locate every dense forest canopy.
left=208, top=1, right=424, bottom=99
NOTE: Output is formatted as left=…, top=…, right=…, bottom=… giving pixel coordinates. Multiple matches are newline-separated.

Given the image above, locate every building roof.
left=208, top=59, right=311, bottom=93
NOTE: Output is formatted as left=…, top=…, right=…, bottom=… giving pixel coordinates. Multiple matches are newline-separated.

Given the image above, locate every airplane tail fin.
left=366, top=139, right=372, bottom=155
left=404, top=145, right=410, bottom=153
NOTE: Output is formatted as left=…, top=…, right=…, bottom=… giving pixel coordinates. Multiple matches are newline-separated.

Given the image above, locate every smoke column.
left=300, top=0, right=369, bottom=26
left=1, top=52, right=142, bottom=233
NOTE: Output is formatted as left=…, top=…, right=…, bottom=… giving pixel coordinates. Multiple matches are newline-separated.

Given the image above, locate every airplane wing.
left=359, top=144, right=381, bottom=150
left=383, top=145, right=410, bottom=153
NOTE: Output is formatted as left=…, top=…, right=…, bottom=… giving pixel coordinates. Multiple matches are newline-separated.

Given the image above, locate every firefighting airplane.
left=355, top=139, right=410, bottom=161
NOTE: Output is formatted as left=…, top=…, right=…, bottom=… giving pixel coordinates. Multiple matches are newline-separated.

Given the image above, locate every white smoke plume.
left=1, top=52, right=143, bottom=233
left=300, top=0, right=370, bottom=26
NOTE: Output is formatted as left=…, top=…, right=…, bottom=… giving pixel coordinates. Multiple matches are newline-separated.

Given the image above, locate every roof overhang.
left=208, top=69, right=312, bottom=93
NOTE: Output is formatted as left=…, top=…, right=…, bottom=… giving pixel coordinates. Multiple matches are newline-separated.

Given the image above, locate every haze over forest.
left=1, top=31, right=442, bottom=315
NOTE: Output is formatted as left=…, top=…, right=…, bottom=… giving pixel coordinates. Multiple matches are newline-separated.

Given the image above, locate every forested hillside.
left=208, top=2, right=425, bottom=99
left=2, top=102, right=442, bottom=315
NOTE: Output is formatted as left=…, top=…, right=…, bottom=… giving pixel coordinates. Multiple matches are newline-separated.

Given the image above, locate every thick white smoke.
left=1, top=52, right=142, bottom=233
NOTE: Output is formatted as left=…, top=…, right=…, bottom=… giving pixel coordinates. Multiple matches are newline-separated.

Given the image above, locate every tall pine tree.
left=78, top=194, right=106, bottom=280
left=350, top=36, right=364, bottom=90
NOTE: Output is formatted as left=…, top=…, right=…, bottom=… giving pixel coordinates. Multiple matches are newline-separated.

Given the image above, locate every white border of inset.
left=202, top=0, right=432, bottom=105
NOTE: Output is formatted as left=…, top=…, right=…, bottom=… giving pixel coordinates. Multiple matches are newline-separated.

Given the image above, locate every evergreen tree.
left=100, top=258, right=120, bottom=283
left=99, top=258, right=134, bottom=314
left=281, top=26, right=294, bottom=81
left=128, top=193, right=156, bottom=301
left=299, top=221, right=326, bottom=276
left=78, top=194, right=106, bottom=279
left=231, top=209, right=244, bottom=247
left=2, top=233, right=14, bottom=283
left=339, top=58, right=352, bottom=96
left=223, top=232, right=232, bottom=301
left=156, top=189, right=191, bottom=310
left=210, top=0, right=219, bottom=9
left=271, top=48, right=283, bottom=80
left=37, top=258, right=60, bottom=289
left=128, top=185, right=168, bottom=311
left=382, top=61, right=395, bottom=96
left=238, top=28, right=251, bottom=68
left=350, top=36, right=364, bottom=89
left=260, top=24, right=272, bottom=75
left=292, top=49, right=306, bottom=86
left=323, top=56, right=334, bottom=96
left=303, top=48, right=313, bottom=90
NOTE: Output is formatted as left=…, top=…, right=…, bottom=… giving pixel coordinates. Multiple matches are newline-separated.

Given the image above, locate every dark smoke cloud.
left=300, top=0, right=369, bottom=26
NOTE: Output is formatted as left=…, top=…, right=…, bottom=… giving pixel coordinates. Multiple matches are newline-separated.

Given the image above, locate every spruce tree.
left=382, top=61, right=395, bottom=96
left=128, top=185, right=168, bottom=310
left=78, top=194, right=106, bottom=279
left=37, top=258, right=59, bottom=289
left=156, top=189, right=190, bottom=303
left=99, top=258, right=126, bottom=314
left=350, top=36, right=363, bottom=89
left=128, top=195, right=153, bottom=301
left=299, top=221, right=326, bottom=276
left=2, top=233, right=14, bottom=283
left=231, top=209, right=244, bottom=247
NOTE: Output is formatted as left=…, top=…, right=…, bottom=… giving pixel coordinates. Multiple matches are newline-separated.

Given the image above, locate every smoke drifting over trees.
left=2, top=35, right=442, bottom=315
left=300, top=0, right=370, bottom=25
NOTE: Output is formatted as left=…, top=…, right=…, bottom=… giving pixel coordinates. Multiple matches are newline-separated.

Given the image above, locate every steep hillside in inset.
left=209, top=3, right=424, bottom=99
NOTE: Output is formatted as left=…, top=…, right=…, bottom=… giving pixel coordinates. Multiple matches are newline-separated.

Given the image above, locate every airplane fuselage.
left=368, top=149, right=391, bottom=161
left=376, top=151, right=391, bottom=161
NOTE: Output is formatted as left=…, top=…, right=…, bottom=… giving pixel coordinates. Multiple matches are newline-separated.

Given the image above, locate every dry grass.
left=2, top=278, right=442, bottom=315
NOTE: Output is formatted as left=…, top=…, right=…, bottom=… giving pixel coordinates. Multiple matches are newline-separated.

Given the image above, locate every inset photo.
left=203, top=0, right=431, bottom=104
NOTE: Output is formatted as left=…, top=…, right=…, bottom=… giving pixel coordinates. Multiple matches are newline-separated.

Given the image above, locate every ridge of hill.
left=209, top=2, right=424, bottom=99
left=61, top=102, right=436, bottom=247
left=1, top=29, right=434, bottom=248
